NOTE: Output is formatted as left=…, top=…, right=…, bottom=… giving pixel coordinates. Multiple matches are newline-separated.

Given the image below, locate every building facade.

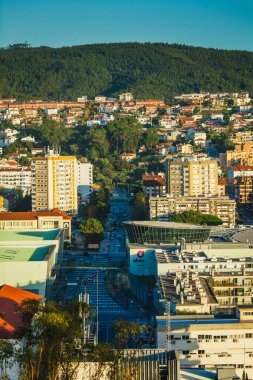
left=0, top=210, right=71, bottom=241
left=76, top=161, right=93, bottom=204
left=0, top=167, right=32, bottom=194
left=156, top=310, right=253, bottom=380
left=31, top=154, right=77, bottom=213
left=142, top=173, right=166, bottom=197
left=165, top=157, right=218, bottom=197
left=124, top=221, right=211, bottom=245
left=149, top=195, right=236, bottom=227
left=0, top=229, right=64, bottom=296
left=234, top=176, right=253, bottom=204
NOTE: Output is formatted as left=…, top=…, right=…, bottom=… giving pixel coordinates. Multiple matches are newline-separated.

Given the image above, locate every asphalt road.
left=53, top=190, right=147, bottom=344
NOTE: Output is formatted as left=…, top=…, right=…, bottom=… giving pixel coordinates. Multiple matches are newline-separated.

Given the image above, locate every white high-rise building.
left=76, top=161, right=93, bottom=204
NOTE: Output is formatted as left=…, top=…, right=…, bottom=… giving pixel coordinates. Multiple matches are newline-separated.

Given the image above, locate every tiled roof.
left=231, top=165, right=253, bottom=171
left=218, top=178, right=227, bottom=186
left=143, top=179, right=165, bottom=187
left=0, top=209, right=71, bottom=221
left=0, top=284, right=43, bottom=338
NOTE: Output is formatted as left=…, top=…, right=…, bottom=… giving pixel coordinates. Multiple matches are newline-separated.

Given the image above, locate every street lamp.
left=79, top=271, right=99, bottom=346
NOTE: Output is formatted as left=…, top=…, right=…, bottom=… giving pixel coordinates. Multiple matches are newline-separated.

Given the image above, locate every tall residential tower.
left=31, top=151, right=77, bottom=213
left=165, top=156, right=218, bottom=197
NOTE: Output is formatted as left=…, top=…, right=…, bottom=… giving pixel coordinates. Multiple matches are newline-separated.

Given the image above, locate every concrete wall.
left=128, top=247, right=156, bottom=276
left=0, top=261, right=48, bottom=295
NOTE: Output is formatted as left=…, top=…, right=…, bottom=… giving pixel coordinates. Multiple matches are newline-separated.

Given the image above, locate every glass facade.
left=124, top=222, right=210, bottom=244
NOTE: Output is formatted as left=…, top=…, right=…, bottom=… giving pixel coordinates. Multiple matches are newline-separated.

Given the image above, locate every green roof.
left=0, top=229, right=60, bottom=242
left=0, top=246, right=51, bottom=262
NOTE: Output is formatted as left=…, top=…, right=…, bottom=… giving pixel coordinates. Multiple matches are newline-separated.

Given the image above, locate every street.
left=52, top=189, right=147, bottom=344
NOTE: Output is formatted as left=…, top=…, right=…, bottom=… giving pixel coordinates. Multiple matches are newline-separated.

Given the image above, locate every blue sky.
left=0, top=0, right=252, bottom=51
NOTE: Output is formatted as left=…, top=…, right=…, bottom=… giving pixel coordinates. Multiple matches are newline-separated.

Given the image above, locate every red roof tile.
left=0, top=210, right=71, bottom=221
left=0, top=285, right=43, bottom=338
left=231, top=165, right=253, bottom=171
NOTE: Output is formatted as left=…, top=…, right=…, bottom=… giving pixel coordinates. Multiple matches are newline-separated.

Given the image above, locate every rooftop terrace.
left=0, top=246, right=51, bottom=262
left=0, top=229, right=60, bottom=242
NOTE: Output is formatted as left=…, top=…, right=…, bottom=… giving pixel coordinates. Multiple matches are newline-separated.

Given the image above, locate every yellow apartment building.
left=31, top=155, right=77, bottom=214
left=165, top=157, right=218, bottom=197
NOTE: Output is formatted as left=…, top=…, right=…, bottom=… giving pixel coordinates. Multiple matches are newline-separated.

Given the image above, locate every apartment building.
left=76, top=161, right=93, bottom=204
left=220, top=143, right=253, bottom=169
left=142, top=173, right=166, bottom=197
left=228, top=165, right=253, bottom=181
left=157, top=272, right=219, bottom=315
left=153, top=245, right=253, bottom=277
left=234, top=176, right=253, bottom=204
left=231, top=131, right=253, bottom=144
left=212, top=272, right=253, bottom=307
left=149, top=195, right=236, bottom=226
left=156, top=308, right=253, bottom=379
left=186, top=129, right=206, bottom=147
left=119, top=92, right=133, bottom=102
left=218, top=177, right=226, bottom=196
left=0, top=166, right=32, bottom=194
left=31, top=153, right=77, bottom=214
left=176, top=144, right=194, bottom=155
left=165, top=157, right=218, bottom=197
left=156, top=270, right=253, bottom=316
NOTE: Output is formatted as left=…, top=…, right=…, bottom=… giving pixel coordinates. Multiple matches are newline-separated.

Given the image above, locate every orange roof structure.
left=0, top=284, right=43, bottom=338
left=0, top=209, right=71, bottom=221
left=218, top=178, right=227, bottom=186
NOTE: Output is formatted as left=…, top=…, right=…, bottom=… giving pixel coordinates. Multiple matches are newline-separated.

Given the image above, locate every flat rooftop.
left=0, top=229, right=60, bottom=242
left=155, top=250, right=253, bottom=264
left=233, top=229, right=253, bottom=244
left=124, top=221, right=210, bottom=229
left=157, top=318, right=240, bottom=327
left=0, top=246, right=51, bottom=262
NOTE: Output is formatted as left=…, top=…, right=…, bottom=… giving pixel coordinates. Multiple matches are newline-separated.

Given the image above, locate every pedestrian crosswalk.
left=62, top=268, right=132, bottom=316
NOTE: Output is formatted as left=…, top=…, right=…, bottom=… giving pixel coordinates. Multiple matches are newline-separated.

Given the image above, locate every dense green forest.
left=0, top=43, right=253, bottom=100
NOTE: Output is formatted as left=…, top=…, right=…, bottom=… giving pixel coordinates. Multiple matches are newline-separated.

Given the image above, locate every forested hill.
left=1, top=43, right=253, bottom=101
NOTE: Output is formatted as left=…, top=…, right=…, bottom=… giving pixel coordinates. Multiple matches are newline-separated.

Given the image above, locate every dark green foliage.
left=208, top=131, right=235, bottom=153
left=79, top=217, right=104, bottom=245
left=132, top=192, right=148, bottom=221
left=1, top=43, right=253, bottom=100
left=15, top=299, right=84, bottom=380
left=170, top=210, right=223, bottom=226
left=82, top=188, right=110, bottom=221
left=107, top=116, right=142, bottom=154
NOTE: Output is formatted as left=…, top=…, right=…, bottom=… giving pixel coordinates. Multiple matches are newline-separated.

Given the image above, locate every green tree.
left=79, top=217, right=104, bottom=244
left=70, top=144, right=79, bottom=155
left=0, top=340, right=14, bottom=379
left=170, top=210, right=223, bottom=226
left=112, top=319, right=143, bottom=349
left=144, top=128, right=158, bottom=151
left=38, top=120, right=73, bottom=149
left=132, top=192, right=148, bottom=220
left=15, top=299, right=84, bottom=380
left=107, top=116, right=142, bottom=154
left=82, top=126, right=110, bottom=161
left=83, top=188, right=110, bottom=221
